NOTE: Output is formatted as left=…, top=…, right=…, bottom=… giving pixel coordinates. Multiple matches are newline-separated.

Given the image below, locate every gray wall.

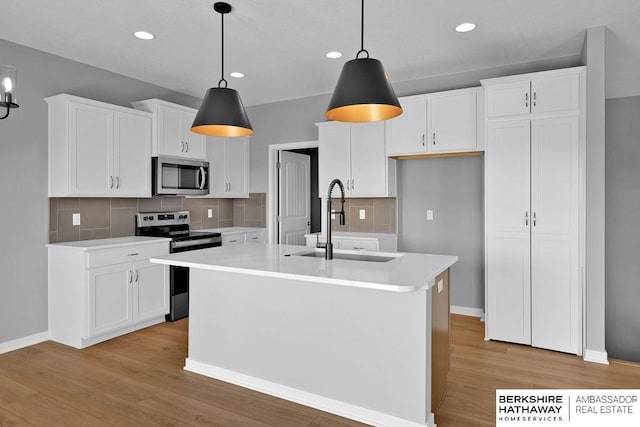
left=582, top=27, right=608, bottom=358
left=398, top=157, right=484, bottom=309
left=605, top=96, right=640, bottom=363
left=0, top=38, right=201, bottom=344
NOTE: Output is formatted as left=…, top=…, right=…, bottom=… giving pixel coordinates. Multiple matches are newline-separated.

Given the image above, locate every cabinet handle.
left=351, top=179, right=354, bottom=191
left=127, top=252, right=139, bottom=257
left=433, top=132, right=436, bottom=145
left=181, top=141, right=185, bottom=152
left=185, top=141, right=189, bottom=152
left=228, top=182, right=231, bottom=192
left=115, top=176, right=120, bottom=189
left=533, top=91, right=537, bottom=107
left=422, top=134, right=425, bottom=147
left=533, top=212, right=537, bottom=227
left=135, top=269, right=139, bottom=283
left=109, top=176, right=114, bottom=189
left=128, top=270, right=133, bottom=284
left=251, top=237, right=258, bottom=240
left=525, top=92, right=529, bottom=108
left=525, top=211, right=529, bottom=226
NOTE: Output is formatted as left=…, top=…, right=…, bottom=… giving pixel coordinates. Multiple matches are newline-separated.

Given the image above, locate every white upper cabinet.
left=317, top=121, right=396, bottom=197
left=47, top=94, right=152, bottom=198
left=132, top=99, right=206, bottom=159
left=386, top=87, right=482, bottom=156
left=204, top=137, right=250, bottom=198
left=484, top=69, right=581, bottom=118
left=385, top=97, right=428, bottom=155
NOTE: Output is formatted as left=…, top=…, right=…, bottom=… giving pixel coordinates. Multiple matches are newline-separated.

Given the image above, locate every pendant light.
left=191, top=2, right=253, bottom=137
left=326, top=0, right=402, bottom=123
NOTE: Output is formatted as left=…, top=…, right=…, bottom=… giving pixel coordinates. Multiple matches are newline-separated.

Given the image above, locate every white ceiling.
left=2, top=0, right=640, bottom=106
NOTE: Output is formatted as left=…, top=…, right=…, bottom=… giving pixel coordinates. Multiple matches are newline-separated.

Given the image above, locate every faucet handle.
left=339, top=211, right=345, bottom=226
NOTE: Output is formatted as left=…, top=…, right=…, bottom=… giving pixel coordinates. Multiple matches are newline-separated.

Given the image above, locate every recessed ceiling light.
left=230, top=72, right=245, bottom=78
left=326, top=51, right=342, bottom=59
left=134, top=31, right=155, bottom=40
left=455, top=23, right=477, bottom=33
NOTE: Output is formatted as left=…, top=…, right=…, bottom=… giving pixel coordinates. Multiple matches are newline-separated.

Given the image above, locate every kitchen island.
left=150, top=243, right=457, bottom=427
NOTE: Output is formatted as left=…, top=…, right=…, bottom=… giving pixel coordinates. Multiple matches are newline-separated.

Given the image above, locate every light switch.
left=207, top=209, right=213, bottom=218
left=359, top=209, right=366, bottom=220
left=331, top=210, right=336, bottom=220
left=72, top=213, right=81, bottom=226
left=437, top=279, right=444, bottom=293
left=427, top=210, right=434, bottom=221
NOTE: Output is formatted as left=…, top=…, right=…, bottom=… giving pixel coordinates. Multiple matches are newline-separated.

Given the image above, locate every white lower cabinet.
left=305, top=233, right=397, bottom=252
left=221, top=229, right=266, bottom=245
left=48, top=239, right=170, bottom=349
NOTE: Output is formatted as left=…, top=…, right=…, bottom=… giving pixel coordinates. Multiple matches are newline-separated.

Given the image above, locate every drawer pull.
left=127, top=252, right=139, bottom=257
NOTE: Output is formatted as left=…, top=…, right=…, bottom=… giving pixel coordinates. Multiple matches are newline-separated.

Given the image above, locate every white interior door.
left=278, top=151, right=310, bottom=246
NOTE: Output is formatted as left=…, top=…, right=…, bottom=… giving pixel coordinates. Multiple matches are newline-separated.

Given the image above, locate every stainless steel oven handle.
left=171, top=237, right=221, bottom=249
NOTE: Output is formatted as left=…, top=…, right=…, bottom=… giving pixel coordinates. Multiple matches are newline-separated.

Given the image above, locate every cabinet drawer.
left=222, top=234, right=245, bottom=245
left=245, top=230, right=265, bottom=243
left=87, top=242, right=169, bottom=268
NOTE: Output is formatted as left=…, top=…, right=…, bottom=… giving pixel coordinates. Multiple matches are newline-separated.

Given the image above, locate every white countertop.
left=305, top=232, right=397, bottom=240
left=200, top=227, right=266, bottom=235
left=46, top=236, right=171, bottom=250
left=150, top=243, right=457, bottom=293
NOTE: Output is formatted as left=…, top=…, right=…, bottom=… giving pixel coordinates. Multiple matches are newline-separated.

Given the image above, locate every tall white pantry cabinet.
left=482, top=67, right=585, bottom=355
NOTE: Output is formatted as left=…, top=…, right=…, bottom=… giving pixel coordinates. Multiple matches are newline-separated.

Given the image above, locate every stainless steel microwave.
left=152, top=156, right=209, bottom=196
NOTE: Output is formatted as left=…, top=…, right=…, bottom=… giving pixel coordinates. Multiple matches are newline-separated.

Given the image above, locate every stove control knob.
left=179, top=214, right=188, bottom=220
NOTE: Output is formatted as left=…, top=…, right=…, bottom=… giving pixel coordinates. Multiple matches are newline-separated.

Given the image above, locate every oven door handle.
left=198, top=166, right=207, bottom=190
left=171, top=237, right=221, bottom=250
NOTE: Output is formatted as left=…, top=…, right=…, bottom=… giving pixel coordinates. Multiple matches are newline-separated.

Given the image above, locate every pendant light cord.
left=356, top=0, right=369, bottom=59
left=218, top=7, right=228, bottom=88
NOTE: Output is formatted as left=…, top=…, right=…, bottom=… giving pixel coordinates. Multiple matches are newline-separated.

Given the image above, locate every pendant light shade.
left=326, top=0, right=402, bottom=123
left=191, top=87, right=252, bottom=137
left=191, top=2, right=253, bottom=137
left=326, top=57, right=402, bottom=122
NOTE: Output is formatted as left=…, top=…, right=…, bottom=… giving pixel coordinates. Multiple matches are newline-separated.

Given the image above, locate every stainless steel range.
left=135, top=210, right=221, bottom=321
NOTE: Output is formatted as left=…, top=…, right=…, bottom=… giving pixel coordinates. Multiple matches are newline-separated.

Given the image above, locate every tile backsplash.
left=49, top=193, right=266, bottom=243
left=330, top=198, right=396, bottom=234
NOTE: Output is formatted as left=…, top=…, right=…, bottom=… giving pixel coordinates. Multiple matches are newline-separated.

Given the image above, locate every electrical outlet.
left=331, top=210, right=336, bottom=220
left=359, top=209, right=366, bottom=220
left=207, top=209, right=213, bottom=218
left=427, top=210, right=434, bottom=221
left=72, top=213, right=81, bottom=226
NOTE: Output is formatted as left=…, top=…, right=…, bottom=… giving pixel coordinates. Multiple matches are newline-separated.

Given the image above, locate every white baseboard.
left=0, top=331, right=49, bottom=354
left=451, top=305, right=484, bottom=320
left=583, top=349, right=609, bottom=365
left=185, top=358, right=434, bottom=427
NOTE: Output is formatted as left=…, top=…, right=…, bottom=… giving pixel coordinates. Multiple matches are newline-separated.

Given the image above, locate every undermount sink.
left=290, top=249, right=401, bottom=263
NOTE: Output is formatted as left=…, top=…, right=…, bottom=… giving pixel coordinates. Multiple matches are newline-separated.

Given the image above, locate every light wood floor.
left=1, top=315, right=638, bottom=426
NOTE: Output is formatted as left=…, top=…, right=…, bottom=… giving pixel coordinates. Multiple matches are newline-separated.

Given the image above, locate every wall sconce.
left=0, top=65, right=20, bottom=120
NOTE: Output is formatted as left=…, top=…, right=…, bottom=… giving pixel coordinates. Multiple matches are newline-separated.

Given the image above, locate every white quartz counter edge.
left=150, top=243, right=458, bottom=293
left=305, top=232, right=396, bottom=241
left=46, top=236, right=171, bottom=250
left=200, top=227, right=266, bottom=235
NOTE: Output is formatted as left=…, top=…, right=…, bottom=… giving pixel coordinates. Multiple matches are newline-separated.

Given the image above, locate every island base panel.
left=188, top=268, right=433, bottom=425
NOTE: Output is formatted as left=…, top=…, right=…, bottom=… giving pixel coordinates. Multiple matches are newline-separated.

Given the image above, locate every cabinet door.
left=114, top=111, right=151, bottom=196
left=206, top=137, right=227, bottom=196
left=486, top=119, right=531, bottom=345
left=225, top=137, right=249, bottom=197
left=132, top=260, right=169, bottom=322
left=385, top=98, right=427, bottom=155
left=183, top=110, right=206, bottom=159
left=350, top=122, right=388, bottom=196
left=429, top=92, right=477, bottom=153
left=531, top=73, right=580, bottom=114
left=486, top=120, right=531, bottom=233
left=69, top=102, right=113, bottom=195
left=87, top=264, right=132, bottom=337
left=485, top=80, right=531, bottom=118
left=157, top=105, right=182, bottom=156
left=337, top=238, right=378, bottom=251
left=530, top=116, right=580, bottom=354
left=318, top=123, right=351, bottom=195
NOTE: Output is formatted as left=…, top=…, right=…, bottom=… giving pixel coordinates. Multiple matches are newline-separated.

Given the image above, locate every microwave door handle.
left=199, top=166, right=206, bottom=190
